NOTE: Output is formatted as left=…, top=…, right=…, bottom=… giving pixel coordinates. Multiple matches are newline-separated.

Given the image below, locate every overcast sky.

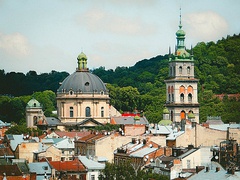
left=1, top=0, right=240, bottom=74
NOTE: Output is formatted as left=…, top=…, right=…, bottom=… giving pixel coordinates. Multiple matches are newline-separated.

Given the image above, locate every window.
left=180, top=110, right=186, bottom=120
left=188, top=93, right=192, bottom=102
left=172, top=94, right=174, bottom=102
left=70, top=107, right=74, bottom=117
left=69, top=90, right=73, bottom=95
left=101, top=107, right=104, bottom=117
left=91, top=175, right=95, bottom=180
left=85, top=82, right=89, bottom=86
left=180, top=93, right=184, bottom=102
left=86, top=107, right=91, bottom=117
left=33, top=116, right=38, bottom=125
left=168, top=94, right=171, bottom=102
left=179, top=66, right=182, bottom=74
left=187, top=66, right=190, bottom=74
left=179, top=85, right=185, bottom=94
left=187, top=160, right=191, bottom=168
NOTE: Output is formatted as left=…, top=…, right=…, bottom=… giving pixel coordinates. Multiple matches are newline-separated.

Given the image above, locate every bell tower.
left=165, top=10, right=199, bottom=124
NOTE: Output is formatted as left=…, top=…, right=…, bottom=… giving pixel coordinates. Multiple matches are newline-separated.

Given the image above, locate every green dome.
left=163, top=108, right=169, bottom=114
left=26, top=98, right=41, bottom=108
left=158, top=119, right=172, bottom=126
left=77, top=52, right=87, bottom=60
left=188, top=112, right=195, bottom=119
left=176, top=29, right=185, bottom=37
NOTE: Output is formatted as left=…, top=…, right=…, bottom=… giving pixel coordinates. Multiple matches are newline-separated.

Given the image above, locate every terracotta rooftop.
left=0, top=164, right=23, bottom=176
left=49, top=158, right=86, bottom=172
left=54, top=131, right=91, bottom=139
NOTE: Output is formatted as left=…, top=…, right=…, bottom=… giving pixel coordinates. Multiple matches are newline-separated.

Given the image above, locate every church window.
left=86, top=107, right=91, bottom=117
left=180, top=110, right=186, bottom=120
left=70, top=107, right=74, bottom=117
left=187, top=66, right=190, bottom=74
left=188, top=93, right=192, bottom=102
left=187, top=86, right=193, bottom=93
left=179, top=66, right=182, bottom=74
left=179, top=85, right=185, bottom=94
left=100, top=91, right=104, bottom=95
left=101, top=107, right=104, bottom=117
left=172, top=94, right=174, bottom=102
left=168, top=94, right=171, bottom=102
left=85, top=82, right=89, bottom=86
left=69, top=90, right=73, bottom=95
left=171, top=86, right=174, bottom=93
left=33, top=103, right=36, bottom=107
left=168, top=86, right=170, bottom=93
left=180, top=93, right=184, bottom=102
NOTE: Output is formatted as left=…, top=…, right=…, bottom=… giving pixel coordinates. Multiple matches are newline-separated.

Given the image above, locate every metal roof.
left=130, top=147, right=158, bottom=158
left=78, top=156, right=105, bottom=170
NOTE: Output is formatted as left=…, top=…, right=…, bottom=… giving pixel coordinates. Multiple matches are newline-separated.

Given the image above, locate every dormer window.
left=69, top=90, right=73, bottom=95
left=85, top=82, right=89, bottom=86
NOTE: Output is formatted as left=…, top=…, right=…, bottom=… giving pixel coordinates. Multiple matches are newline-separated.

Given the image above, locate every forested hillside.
left=0, top=34, right=240, bottom=124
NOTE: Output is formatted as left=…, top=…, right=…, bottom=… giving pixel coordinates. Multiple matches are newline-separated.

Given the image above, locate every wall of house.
left=181, top=149, right=201, bottom=169
left=124, top=125, right=145, bottom=136
left=38, top=146, right=62, bottom=161
left=16, top=142, right=41, bottom=163
left=229, top=128, right=240, bottom=144
left=175, top=124, right=232, bottom=147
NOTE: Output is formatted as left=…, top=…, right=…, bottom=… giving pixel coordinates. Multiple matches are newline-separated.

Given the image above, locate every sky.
left=0, top=0, right=240, bottom=74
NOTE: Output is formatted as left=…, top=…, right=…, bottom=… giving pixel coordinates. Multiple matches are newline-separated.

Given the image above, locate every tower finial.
left=179, top=7, right=182, bottom=29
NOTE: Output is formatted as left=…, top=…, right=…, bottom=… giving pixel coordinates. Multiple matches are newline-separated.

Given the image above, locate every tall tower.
left=165, top=11, right=199, bottom=124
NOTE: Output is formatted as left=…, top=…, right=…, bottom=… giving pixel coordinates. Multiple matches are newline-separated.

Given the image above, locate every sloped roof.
left=53, top=138, right=74, bottom=149
left=77, top=118, right=104, bottom=126
left=28, top=162, right=52, bottom=174
left=0, top=120, right=11, bottom=127
left=45, top=117, right=61, bottom=126
left=0, top=164, right=22, bottom=176
left=50, top=131, right=91, bottom=139
left=177, top=148, right=199, bottom=159
left=111, top=116, right=149, bottom=125
left=78, top=156, right=105, bottom=170
left=49, top=158, right=86, bottom=172
left=129, top=147, right=158, bottom=158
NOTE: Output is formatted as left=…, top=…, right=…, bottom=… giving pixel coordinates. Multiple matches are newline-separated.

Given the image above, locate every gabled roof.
left=77, top=118, right=104, bottom=126
left=0, top=146, right=14, bottom=157
left=77, top=133, right=105, bottom=143
left=78, top=156, right=105, bottom=170
left=49, top=158, right=86, bottom=172
left=177, top=148, right=199, bottom=159
left=45, top=117, right=61, bottom=126
left=28, top=162, right=52, bottom=175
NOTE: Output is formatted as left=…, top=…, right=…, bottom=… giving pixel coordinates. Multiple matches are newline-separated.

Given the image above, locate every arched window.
left=70, top=107, right=74, bottom=117
left=172, top=94, right=174, bottom=102
left=179, top=66, right=182, bottom=74
left=169, top=67, right=172, bottom=76
left=187, top=86, right=193, bottom=93
left=171, top=86, right=174, bottom=93
left=69, top=90, right=73, bottom=95
left=168, top=86, right=170, bottom=93
left=187, top=66, right=190, bottom=74
left=85, top=107, right=91, bottom=117
left=180, top=93, right=184, bottom=102
left=180, top=110, right=186, bottom=120
left=168, top=94, right=171, bottom=102
left=101, top=107, right=104, bottom=117
left=33, top=116, right=38, bottom=125
left=188, top=93, right=192, bottom=102
left=179, top=85, right=185, bottom=94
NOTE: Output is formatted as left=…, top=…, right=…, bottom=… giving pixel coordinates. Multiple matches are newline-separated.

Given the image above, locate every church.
left=26, top=52, right=121, bottom=130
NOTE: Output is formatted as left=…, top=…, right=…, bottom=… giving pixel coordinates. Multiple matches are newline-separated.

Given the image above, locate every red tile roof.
left=49, top=158, right=86, bottom=172
left=54, top=131, right=91, bottom=139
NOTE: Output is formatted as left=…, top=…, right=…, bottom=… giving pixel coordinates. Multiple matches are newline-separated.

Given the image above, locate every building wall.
left=175, top=124, right=230, bottom=147
left=15, top=142, right=41, bottom=163
left=181, top=149, right=201, bottom=169
left=95, top=134, right=166, bottom=163
left=57, top=93, right=110, bottom=124
left=38, top=146, right=62, bottom=161
left=124, top=125, right=145, bottom=136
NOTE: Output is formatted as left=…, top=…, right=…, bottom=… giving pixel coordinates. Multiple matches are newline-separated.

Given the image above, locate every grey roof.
left=150, top=125, right=172, bottom=135
left=28, top=162, right=52, bottom=175
left=130, top=147, right=158, bottom=158
left=45, top=117, right=61, bottom=126
left=53, top=138, right=75, bottom=149
left=188, top=161, right=240, bottom=180
left=78, top=156, right=105, bottom=170
left=57, top=71, right=108, bottom=94
left=113, top=116, right=149, bottom=125
left=177, top=148, right=198, bottom=159
left=209, top=123, right=240, bottom=131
